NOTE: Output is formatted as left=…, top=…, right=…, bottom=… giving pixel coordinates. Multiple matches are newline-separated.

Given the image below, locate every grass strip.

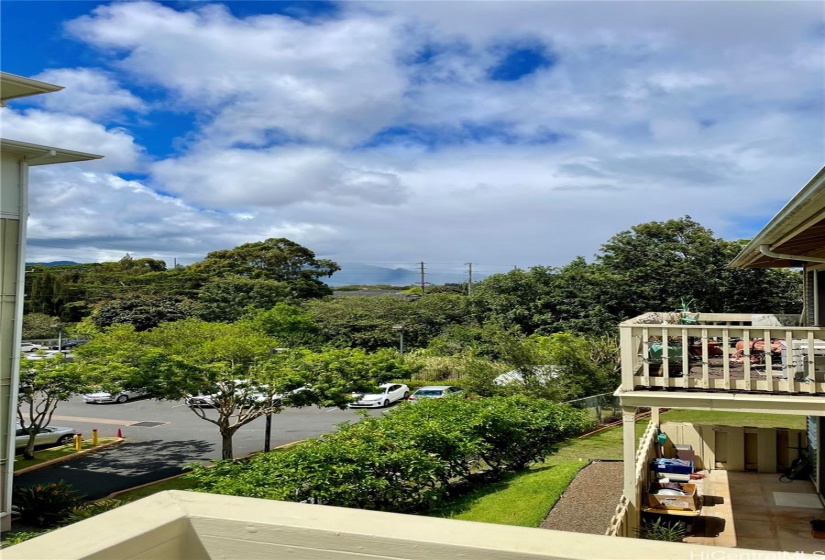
left=428, top=421, right=646, bottom=526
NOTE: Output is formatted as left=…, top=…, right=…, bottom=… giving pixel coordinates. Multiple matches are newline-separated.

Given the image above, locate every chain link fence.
left=562, top=392, right=620, bottom=426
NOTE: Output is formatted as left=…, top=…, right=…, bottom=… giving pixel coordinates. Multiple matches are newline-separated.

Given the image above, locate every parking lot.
left=15, top=396, right=388, bottom=498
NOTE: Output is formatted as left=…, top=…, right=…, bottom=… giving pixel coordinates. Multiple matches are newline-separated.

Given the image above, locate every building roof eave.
left=0, top=138, right=103, bottom=165
left=729, top=166, right=825, bottom=269
left=0, top=72, right=63, bottom=104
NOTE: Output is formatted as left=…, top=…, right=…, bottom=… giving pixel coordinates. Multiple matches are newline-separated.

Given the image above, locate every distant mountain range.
left=27, top=261, right=79, bottom=267
left=27, top=261, right=478, bottom=287
left=327, top=263, right=478, bottom=287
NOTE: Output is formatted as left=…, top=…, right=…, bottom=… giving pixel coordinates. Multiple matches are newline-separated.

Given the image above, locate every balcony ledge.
left=1, top=490, right=772, bottom=560
left=617, top=387, right=825, bottom=415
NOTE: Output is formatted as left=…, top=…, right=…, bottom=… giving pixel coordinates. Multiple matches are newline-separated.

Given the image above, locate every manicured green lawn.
left=661, top=410, right=805, bottom=430
left=430, top=410, right=805, bottom=527
left=428, top=421, right=649, bottom=527
left=14, top=438, right=120, bottom=471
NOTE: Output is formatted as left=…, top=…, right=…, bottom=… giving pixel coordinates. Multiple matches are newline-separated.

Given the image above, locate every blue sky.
left=1, top=1, right=823, bottom=277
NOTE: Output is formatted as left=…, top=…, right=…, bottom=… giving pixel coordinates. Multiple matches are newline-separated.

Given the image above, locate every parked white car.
left=25, top=350, right=72, bottom=361
left=348, top=383, right=410, bottom=408
left=84, top=388, right=147, bottom=404
left=20, top=343, right=43, bottom=353
left=185, top=380, right=295, bottom=408
left=15, top=425, right=77, bottom=449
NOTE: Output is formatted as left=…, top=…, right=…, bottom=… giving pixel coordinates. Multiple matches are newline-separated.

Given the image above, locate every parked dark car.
left=51, top=339, right=88, bottom=350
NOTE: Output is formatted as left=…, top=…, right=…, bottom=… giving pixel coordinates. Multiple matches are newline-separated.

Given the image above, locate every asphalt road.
left=14, top=396, right=387, bottom=498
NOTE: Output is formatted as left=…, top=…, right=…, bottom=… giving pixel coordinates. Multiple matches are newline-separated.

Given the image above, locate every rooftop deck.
left=620, top=312, right=825, bottom=396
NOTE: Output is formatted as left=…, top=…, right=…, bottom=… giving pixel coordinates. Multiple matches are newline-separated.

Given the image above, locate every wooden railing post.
left=620, top=326, right=635, bottom=391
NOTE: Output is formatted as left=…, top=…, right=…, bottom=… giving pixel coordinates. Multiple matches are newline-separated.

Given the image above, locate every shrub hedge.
left=186, top=395, right=590, bottom=513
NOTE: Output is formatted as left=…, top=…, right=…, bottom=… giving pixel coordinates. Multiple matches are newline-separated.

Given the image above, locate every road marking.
left=51, top=415, right=141, bottom=426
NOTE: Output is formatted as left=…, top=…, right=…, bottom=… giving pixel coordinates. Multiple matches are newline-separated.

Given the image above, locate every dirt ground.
left=540, top=460, right=624, bottom=535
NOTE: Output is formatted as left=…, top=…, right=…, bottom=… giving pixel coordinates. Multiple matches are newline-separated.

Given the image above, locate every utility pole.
left=173, top=257, right=177, bottom=269
left=466, top=262, right=473, bottom=295
left=419, top=261, right=426, bottom=295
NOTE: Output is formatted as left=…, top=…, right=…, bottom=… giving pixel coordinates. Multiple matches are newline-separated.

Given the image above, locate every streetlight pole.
left=392, top=325, right=404, bottom=355
left=52, top=323, right=63, bottom=351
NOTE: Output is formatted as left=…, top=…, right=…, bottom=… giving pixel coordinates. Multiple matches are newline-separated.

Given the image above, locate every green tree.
left=241, top=303, right=321, bottom=348
left=596, top=216, right=802, bottom=316
left=468, top=268, right=555, bottom=335
left=17, top=354, right=96, bottom=459
left=305, top=294, right=471, bottom=351
left=21, top=313, right=61, bottom=339
left=189, top=238, right=339, bottom=299
left=195, top=276, right=291, bottom=322
left=92, top=295, right=195, bottom=331
left=76, top=320, right=404, bottom=459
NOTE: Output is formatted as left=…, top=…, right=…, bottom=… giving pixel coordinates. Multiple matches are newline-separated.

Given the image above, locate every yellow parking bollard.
left=92, top=429, right=99, bottom=446
left=74, top=433, right=82, bottom=451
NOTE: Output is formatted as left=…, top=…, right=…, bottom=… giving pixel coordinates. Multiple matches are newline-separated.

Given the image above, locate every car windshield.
left=414, top=390, right=444, bottom=396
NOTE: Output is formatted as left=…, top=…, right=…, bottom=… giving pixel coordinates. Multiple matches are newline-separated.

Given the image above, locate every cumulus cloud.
left=15, top=0, right=822, bottom=271
left=151, top=146, right=408, bottom=208
left=30, top=68, right=146, bottom=119
left=66, top=1, right=407, bottom=147
left=25, top=166, right=340, bottom=265
left=0, top=109, right=144, bottom=173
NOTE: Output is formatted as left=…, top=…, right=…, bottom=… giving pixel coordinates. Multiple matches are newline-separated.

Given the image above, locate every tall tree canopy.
left=189, top=238, right=339, bottom=284
left=469, top=216, right=801, bottom=336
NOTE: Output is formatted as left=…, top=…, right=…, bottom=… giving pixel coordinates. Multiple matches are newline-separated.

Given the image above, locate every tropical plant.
left=637, top=517, right=686, bottom=542
left=12, top=481, right=83, bottom=528
left=1, top=531, right=45, bottom=549
left=64, top=498, right=125, bottom=523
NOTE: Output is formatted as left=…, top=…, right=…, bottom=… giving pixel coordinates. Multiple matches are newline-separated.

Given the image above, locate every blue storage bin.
left=651, top=458, right=694, bottom=474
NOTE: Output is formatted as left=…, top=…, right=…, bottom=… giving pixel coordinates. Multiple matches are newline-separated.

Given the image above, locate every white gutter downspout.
left=759, top=244, right=825, bottom=264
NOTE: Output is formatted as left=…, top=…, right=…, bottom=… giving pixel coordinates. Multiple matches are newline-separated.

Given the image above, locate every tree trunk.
left=221, top=430, right=234, bottom=460
left=23, top=433, right=37, bottom=460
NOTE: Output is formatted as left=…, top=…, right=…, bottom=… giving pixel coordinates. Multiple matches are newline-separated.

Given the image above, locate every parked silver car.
left=15, top=425, right=77, bottom=449
left=407, top=385, right=465, bottom=402
left=83, top=388, right=147, bottom=404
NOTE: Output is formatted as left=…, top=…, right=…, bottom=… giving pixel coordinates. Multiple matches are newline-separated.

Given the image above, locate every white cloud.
left=24, top=166, right=341, bottom=266
left=20, top=0, right=821, bottom=272
left=30, top=68, right=146, bottom=119
left=0, top=109, right=143, bottom=173
left=66, top=1, right=407, bottom=147
left=150, top=146, right=408, bottom=208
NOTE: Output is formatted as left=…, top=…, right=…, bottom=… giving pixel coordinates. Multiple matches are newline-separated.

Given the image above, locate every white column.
left=650, top=406, right=660, bottom=426
left=622, top=405, right=638, bottom=536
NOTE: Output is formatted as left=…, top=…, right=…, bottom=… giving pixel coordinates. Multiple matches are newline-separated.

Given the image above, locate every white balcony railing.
left=620, top=313, right=825, bottom=395
left=606, top=419, right=659, bottom=537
